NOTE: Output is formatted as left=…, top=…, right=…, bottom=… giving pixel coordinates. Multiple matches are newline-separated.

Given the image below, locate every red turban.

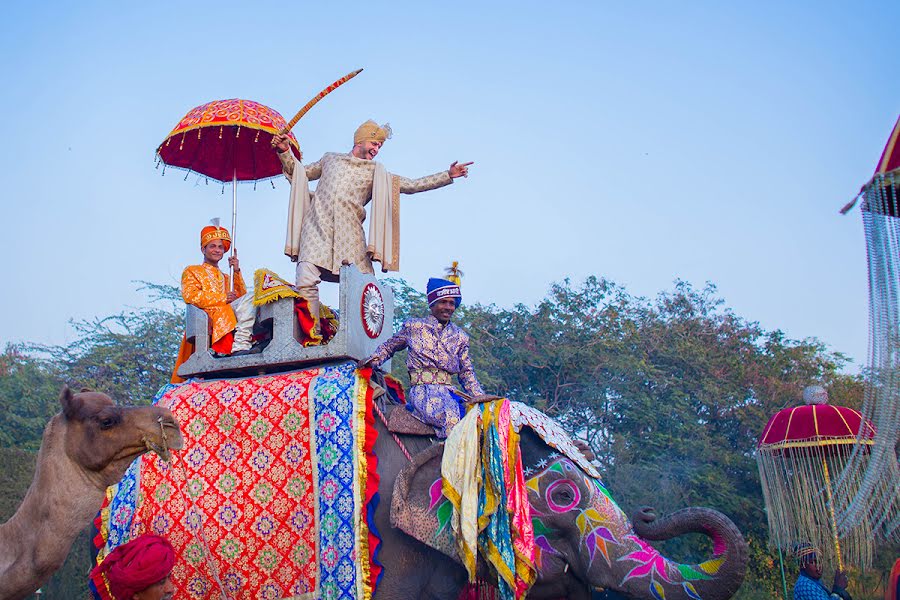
left=91, top=534, right=175, bottom=599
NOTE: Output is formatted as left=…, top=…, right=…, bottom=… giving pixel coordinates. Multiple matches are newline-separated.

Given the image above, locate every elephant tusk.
left=563, top=564, right=569, bottom=573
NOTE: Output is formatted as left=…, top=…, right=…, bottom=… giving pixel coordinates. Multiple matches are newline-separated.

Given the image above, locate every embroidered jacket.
left=280, top=151, right=452, bottom=276
left=181, top=264, right=247, bottom=344
left=369, top=315, right=484, bottom=395
left=368, top=315, right=484, bottom=437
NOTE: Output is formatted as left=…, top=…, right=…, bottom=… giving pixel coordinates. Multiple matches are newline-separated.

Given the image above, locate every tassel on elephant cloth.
left=442, top=399, right=537, bottom=600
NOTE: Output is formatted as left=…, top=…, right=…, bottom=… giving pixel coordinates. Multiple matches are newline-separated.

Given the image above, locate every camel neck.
left=0, top=417, right=106, bottom=594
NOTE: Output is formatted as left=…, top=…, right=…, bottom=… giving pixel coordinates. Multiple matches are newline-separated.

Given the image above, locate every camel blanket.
left=92, top=362, right=381, bottom=600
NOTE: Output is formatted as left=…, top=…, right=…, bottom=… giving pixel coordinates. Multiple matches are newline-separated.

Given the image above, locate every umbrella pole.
left=230, top=169, right=237, bottom=293
left=821, top=457, right=845, bottom=572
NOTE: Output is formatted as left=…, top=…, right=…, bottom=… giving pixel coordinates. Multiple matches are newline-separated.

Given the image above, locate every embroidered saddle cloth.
left=92, top=362, right=381, bottom=600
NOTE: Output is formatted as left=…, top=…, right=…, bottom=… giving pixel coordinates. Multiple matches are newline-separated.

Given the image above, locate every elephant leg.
left=529, top=578, right=592, bottom=600
left=374, top=535, right=466, bottom=599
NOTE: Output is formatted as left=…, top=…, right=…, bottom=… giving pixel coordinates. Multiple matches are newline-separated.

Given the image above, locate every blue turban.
left=426, top=277, right=461, bottom=307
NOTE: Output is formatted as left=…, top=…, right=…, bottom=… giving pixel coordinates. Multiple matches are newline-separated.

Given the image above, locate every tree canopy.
left=2, top=276, right=894, bottom=598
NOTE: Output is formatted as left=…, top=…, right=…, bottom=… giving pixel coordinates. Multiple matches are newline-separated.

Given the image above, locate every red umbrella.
left=157, top=98, right=301, bottom=183
left=756, top=386, right=877, bottom=570
left=156, top=99, right=301, bottom=287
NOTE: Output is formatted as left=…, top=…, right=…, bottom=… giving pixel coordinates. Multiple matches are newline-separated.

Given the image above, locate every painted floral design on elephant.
left=525, top=457, right=718, bottom=600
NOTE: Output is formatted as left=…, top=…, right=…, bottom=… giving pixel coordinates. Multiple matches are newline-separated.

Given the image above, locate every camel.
left=0, top=386, right=183, bottom=600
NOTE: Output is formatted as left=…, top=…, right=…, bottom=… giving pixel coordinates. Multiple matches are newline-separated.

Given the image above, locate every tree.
left=28, top=282, right=183, bottom=405
left=0, top=347, right=64, bottom=451
left=0, top=277, right=880, bottom=597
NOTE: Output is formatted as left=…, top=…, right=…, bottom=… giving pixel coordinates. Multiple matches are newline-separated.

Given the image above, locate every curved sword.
left=279, top=68, right=364, bottom=135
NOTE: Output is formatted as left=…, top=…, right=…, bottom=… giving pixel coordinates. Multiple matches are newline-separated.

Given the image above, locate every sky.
left=1, top=1, right=897, bottom=371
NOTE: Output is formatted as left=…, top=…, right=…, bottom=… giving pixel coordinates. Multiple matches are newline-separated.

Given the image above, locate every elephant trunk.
left=631, top=506, right=748, bottom=600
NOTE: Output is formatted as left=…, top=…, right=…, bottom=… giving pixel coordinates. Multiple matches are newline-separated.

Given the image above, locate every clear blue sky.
left=1, top=1, right=897, bottom=371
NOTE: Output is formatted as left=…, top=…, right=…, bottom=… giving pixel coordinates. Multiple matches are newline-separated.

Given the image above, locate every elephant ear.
left=391, top=443, right=461, bottom=563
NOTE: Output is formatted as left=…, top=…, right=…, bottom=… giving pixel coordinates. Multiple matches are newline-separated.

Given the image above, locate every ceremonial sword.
left=275, top=68, right=364, bottom=139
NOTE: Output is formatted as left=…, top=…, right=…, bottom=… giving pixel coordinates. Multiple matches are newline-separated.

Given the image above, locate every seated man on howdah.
left=181, top=221, right=258, bottom=356
left=359, top=275, right=484, bottom=437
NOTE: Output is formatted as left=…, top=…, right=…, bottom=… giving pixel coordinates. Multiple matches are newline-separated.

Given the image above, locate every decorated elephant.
left=371, top=403, right=748, bottom=599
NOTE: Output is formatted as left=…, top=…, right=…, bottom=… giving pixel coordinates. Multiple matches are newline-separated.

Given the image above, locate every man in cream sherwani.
left=272, top=121, right=472, bottom=330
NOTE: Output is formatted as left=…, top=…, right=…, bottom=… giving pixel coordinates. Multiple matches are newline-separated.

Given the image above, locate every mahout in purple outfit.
left=360, top=277, right=484, bottom=436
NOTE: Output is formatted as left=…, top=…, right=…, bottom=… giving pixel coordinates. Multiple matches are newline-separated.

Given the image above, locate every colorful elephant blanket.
left=91, top=362, right=381, bottom=600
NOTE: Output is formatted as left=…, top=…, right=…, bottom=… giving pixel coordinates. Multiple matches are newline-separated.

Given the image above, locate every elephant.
left=371, top=402, right=748, bottom=600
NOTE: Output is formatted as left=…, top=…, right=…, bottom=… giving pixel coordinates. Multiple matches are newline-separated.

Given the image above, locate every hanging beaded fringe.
left=833, top=172, right=900, bottom=547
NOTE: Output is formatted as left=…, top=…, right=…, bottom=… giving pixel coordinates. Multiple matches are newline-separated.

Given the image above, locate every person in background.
left=90, top=534, right=176, bottom=600
left=792, top=543, right=852, bottom=600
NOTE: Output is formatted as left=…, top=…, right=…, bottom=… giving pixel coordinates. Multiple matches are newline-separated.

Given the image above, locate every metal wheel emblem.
left=360, top=283, right=385, bottom=339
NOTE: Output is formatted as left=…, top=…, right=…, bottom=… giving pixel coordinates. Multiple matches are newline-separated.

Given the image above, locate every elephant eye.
left=546, top=480, right=581, bottom=513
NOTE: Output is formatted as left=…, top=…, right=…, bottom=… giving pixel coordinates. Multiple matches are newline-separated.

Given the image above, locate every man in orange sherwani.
left=181, top=222, right=258, bottom=356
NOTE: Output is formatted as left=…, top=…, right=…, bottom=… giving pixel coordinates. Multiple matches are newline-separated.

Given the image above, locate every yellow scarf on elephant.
left=442, top=400, right=537, bottom=599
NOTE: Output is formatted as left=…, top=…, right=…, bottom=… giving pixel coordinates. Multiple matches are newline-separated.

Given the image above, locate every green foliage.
left=0, top=447, right=92, bottom=598
left=0, top=276, right=886, bottom=597
left=732, top=536, right=788, bottom=599
left=27, top=282, right=183, bottom=405
left=0, top=447, right=37, bottom=516
left=0, top=283, right=183, bottom=597
left=0, top=348, right=64, bottom=451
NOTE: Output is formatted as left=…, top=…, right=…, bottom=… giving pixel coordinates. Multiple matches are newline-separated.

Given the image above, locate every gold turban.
left=353, top=120, right=392, bottom=146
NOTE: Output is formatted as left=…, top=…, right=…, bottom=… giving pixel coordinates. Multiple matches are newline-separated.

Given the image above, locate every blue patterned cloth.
left=793, top=572, right=848, bottom=600
left=369, top=314, right=484, bottom=437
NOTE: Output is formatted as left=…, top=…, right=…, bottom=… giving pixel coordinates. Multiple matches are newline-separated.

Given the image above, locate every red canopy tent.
left=842, top=114, right=900, bottom=215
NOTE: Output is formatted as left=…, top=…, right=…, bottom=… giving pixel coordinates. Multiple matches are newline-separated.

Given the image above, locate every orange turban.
left=201, top=224, right=231, bottom=251
left=353, top=120, right=392, bottom=146
left=91, top=534, right=175, bottom=599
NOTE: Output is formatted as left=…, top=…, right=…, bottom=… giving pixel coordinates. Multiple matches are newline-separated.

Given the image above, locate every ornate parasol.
left=756, top=386, right=877, bottom=571
left=156, top=99, right=300, bottom=287
left=156, top=98, right=301, bottom=184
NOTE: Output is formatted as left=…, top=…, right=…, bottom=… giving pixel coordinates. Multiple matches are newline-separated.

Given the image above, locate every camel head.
left=58, top=386, right=184, bottom=488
